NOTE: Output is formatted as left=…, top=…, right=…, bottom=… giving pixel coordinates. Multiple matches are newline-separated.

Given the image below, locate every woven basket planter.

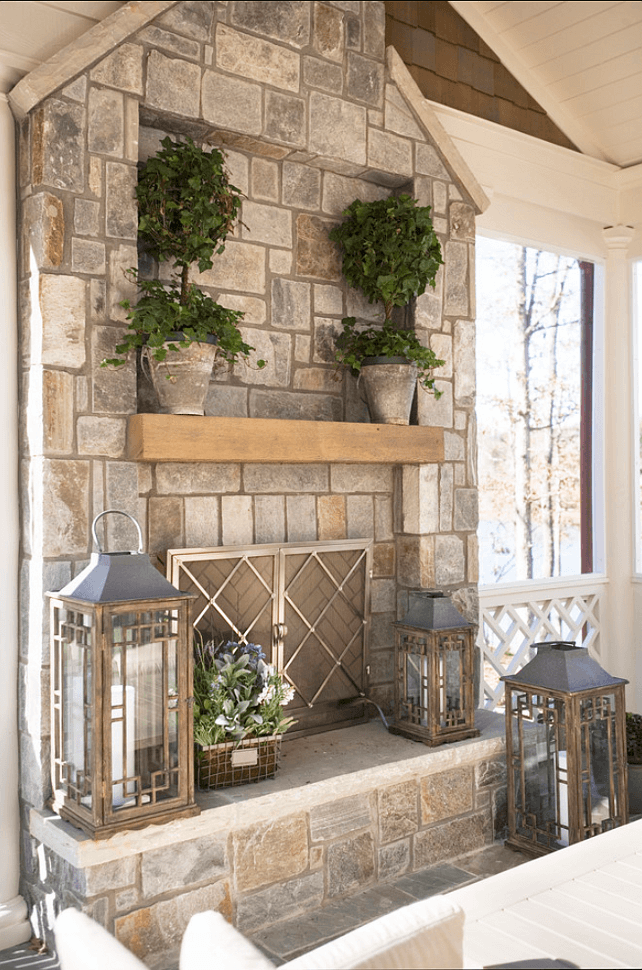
left=196, top=735, right=282, bottom=789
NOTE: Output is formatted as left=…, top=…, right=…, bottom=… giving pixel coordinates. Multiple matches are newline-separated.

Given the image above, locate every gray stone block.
left=205, top=384, right=249, bottom=417
left=434, top=534, right=465, bottom=585
left=375, top=495, right=393, bottom=541
left=265, top=90, right=307, bottom=148
left=378, top=840, right=411, bottom=881
left=185, top=496, right=220, bottom=547
left=310, top=794, right=372, bottom=841
left=115, top=881, right=231, bottom=967
left=445, top=242, right=469, bottom=317
left=108, top=245, right=137, bottom=322
left=414, top=812, right=492, bottom=869
left=371, top=578, right=396, bottom=613
left=88, top=87, right=124, bottom=157
left=242, top=200, right=292, bottom=248
left=347, top=52, right=384, bottom=106
left=146, top=50, right=201, bottom=118
left=71, top=239, right=106, bottom=275
left=216, top=23, right=300, bottom=91
left=378, top=781, right=419, bottom=844
left=77, top=417, right=126, bottom=458
left=297, top=214, right=342, bottom=281
left=417, top=380, right=453, bottom=429
left=283, top=162, right=321, bottom=210
left=202, top=72, right=263, bottom=135
left=74, top=199, right=100, bottom=237
left=454, top=488, right=478, bottom=532
left=444, top=432, right=465, bottom=462
left=244, top=464, right=328, bottom=494
left=286, top=495, right=317, bottom=542
left=138, top=26, right=201, bottom=59
left=440, top=463, right=454, bottom=532
left=236, top=871, right=324, bottom=934
left=313, top=317, right=343, bottom=364
left=255, top=495, right=286, bottom=544
left=303, top=56, right=343, bottom=94
left=251, top=158, right=279, bottom=201
left=90, top=44, right=144, bottom=94
left=39, top=274, right=86, bottom=368
left=250, top=387, right=341, bottom=421
left=193, top=241, right=266, bottom=294
left=148, top=497, right=183, bottom=555
left=293, top=367, right=340, bottom=393
left=431, top=334, right=452, bottom=379
left=106, top=162, right=137, bottom=240
left=313, top=283, right=343, bottom=315
left=221, top=496, right=253, bottom=545
left=450, top=202, right=475, bottom=243
left=92, top=327, right=137, bottom=415
left=384, top=85, right=425, bottom=141
left=363, top=0, right=385, bottom=58
left=229, top=1, right=311, bottom=48
left=159, top=1, right=215, bottom=40
left=32, top=100, right=85, bottom=192
left=309, top=92, right=367, bottom=166
left=313, top=2, right=344, bottom=62
left=347, top=494, right=374, bottom=538
left=235, top=327, right=291, bottom=387
left=415, top=143, right=450, bottom=180
left=272, top=278, right=311, bottom=331
left=142, top=836, right=227, bottom=899
left=156, top=463, right=240, bottom=495
left=454, top=320, right=475, bottom=401
left=328, top=831, right=375, bottom=897
left=345, top=14, right=362, bottom=50
left=23, top=193, right=65, bottom=269
left=322, top=171, right=387, bottom=217
left=475, top=758, right=507, bottom=790
left=331, top=464, right=393, bottom=493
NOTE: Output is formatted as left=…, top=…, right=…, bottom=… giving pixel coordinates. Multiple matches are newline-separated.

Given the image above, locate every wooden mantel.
left=126, top=414, right=444, bottom=464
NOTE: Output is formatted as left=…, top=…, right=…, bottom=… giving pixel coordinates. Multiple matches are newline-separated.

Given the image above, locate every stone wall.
left=15, top=0, right=482, bottom=946
left=28, top=739, right=506, bottom=967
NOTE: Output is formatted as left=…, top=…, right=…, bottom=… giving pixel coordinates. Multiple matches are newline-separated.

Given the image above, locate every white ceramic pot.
left=360, top=357, right=417, bottom=425
left=143, top=336, right=218, bottom=415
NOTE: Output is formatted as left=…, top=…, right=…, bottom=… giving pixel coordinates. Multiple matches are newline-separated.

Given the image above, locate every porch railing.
left=478, top=575, right=607, bottom=710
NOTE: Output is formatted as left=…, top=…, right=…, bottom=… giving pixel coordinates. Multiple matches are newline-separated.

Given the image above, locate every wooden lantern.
left=503, top=641, right=628, bottom=855
left=48, top=511, right=199, bottom=838
left=391, top=591, right=479, bottom=746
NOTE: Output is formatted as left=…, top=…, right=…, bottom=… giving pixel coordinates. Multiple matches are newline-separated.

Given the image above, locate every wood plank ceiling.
left=450, top=0, right=642, bottom=167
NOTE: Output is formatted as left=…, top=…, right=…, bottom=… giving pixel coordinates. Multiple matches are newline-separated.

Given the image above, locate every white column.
left=602, top=225, right=637, bottom=697
left=0, top=92, right=30, bottom=950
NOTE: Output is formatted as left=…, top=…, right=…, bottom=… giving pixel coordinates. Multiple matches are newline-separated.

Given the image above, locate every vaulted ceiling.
left=1, top=1, right=641, bottom=168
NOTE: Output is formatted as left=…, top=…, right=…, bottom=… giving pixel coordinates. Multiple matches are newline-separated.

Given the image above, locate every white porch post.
left=602, top=225, right=637, bottom=699
left=0, top=92, right=30, bottom=949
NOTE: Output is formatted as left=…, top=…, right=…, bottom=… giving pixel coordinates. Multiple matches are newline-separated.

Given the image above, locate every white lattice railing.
left=478, top=575, right=607, bottom=710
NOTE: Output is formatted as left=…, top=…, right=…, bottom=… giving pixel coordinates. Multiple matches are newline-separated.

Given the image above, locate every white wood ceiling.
left=451, top=0, right=642, bottom=168
left=1, top=2, right=641, bottom=168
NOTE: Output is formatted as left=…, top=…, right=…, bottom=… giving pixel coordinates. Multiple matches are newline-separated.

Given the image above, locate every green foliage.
left=102, top=136, right=266, bottom=371
left=335, top=317, right=444, bottom=393
left=103, top=275, right=265, bottom=367
left=193, top=639, right=296, bottom=747
left=329, top=194, right=443, bottom=322
left=136, top=136, right=242, bottom=275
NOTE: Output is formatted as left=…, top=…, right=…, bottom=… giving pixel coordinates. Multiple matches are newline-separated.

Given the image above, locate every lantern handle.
left=92, top=510, right=144, bottom=554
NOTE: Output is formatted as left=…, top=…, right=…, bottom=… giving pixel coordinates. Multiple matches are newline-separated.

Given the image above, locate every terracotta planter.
left=360, top=357, right=417, bottom=425
left=143, top=334, right=218, bottom=415
left=196, top=735, right=282, bottom=789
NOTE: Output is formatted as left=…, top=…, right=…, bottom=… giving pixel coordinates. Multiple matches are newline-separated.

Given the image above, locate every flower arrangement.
left=193, top=638, right=296, bottom=747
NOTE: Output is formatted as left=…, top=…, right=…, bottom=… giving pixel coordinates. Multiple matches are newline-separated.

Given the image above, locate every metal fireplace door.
left=168, top=540, right=372, bottom=737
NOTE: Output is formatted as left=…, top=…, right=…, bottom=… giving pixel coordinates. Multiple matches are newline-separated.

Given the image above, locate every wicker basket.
left=196, top=735, right=282, bottom=789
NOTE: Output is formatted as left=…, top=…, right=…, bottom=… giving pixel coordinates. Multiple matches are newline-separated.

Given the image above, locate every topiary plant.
left=329, top=194, right=444, bottom=395
left=102, top=136, right=264, bottom=369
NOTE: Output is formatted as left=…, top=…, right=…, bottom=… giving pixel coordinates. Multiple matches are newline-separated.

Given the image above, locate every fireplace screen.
left=168, top=541, right=372, bottom=737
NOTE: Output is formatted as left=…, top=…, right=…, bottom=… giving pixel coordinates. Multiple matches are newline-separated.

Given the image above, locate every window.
left=476, top=236, right=593, bottom=585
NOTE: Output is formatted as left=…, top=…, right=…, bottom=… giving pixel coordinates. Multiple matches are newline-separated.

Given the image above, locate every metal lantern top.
left=502, top=641, right=628, bottom=693
left=395, top=590, right=473, bottom=632
left=55, top=510, right=193, bottom=604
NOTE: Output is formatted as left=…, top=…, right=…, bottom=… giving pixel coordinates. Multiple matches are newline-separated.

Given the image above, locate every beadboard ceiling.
left=1, top=1, right=641, bottom=168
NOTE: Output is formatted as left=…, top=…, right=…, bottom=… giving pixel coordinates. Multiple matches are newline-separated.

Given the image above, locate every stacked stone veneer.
left=14, top=0, right=481, bottom=951
left=31, top=741, right=506, bottom=968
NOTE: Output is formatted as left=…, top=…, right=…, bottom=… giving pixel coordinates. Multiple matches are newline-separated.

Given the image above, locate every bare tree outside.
left=476, top=237, right=582, bottom=584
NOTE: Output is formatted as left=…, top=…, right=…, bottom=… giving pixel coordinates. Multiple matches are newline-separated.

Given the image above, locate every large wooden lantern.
left=503, top=641, right=628, bottom=856
left=48, top=511, right=199, bottom=838
left=391, top=591, right=479, bottom=746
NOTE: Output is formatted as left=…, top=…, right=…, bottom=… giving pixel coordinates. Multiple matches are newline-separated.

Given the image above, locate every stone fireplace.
left=11, top=0, right=491, bottom=961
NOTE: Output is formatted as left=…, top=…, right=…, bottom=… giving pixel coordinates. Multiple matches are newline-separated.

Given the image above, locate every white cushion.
left=54, top=908, right=147, bottom=970
left=180, top=911, right=275, bottom=970
left=283, top=895, right=465, bottom=970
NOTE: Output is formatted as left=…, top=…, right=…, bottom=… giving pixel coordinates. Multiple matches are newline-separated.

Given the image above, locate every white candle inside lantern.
left=111, top=685, right=136, bottom=807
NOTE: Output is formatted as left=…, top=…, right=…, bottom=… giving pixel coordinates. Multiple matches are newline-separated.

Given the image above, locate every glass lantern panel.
left=57, top=607, right=93, bottom=807
left=109, top=609, right=180, bottom=812
left=579, top=693, right=622, bottom=836
left=438, top=634, right=465, bottom=729
left=398, top=635, right=429, bottom=727
left=511, top=690, right=569, bottom=850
